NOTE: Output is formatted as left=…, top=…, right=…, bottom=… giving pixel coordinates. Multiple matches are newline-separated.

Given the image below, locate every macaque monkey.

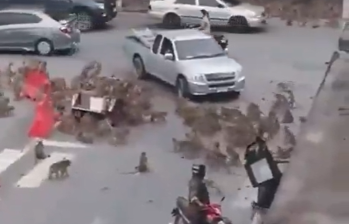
left=48, top=159, right=71, bottom=179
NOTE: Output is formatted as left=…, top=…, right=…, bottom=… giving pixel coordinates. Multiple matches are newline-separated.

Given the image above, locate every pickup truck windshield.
left=174, top=38, right=225, bottom=60
left=220, top=0, right=241, bottom=6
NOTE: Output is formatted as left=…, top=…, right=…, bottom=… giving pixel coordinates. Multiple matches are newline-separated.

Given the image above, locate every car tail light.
left=60, top=27, right=72, bottom=34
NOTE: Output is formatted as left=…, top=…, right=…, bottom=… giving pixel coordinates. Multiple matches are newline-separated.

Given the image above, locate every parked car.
left=148, top=0, right=266, bottom=30
left=123, top=28, right=244, bottom=98
left=0, top=9, right=80, bottom=55
left=0, top=0, right=118, bottom=32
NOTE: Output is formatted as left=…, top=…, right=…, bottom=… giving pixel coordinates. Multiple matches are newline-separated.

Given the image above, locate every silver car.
left=0, top=9, right=80, bottom=56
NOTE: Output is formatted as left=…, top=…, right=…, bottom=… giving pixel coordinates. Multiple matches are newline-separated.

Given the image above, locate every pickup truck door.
left=174, top=0, right=201, bottom=25
left=198, top=0, right=230, bottom=26
left=157, top=37, right=178, bottom=84
left=146, top=35, right=164, bottom=77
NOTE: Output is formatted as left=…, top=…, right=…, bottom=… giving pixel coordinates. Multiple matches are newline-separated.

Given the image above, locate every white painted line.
left=0, top=149, right=27, bottom=174
left=15, top=152, right=75, bottom=188
left=41, top=139, right=87, bottom=148
left=231, top=178, right=257, bottom=209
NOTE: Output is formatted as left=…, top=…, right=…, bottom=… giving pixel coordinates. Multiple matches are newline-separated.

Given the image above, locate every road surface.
left=0, top=13, right=340, bottom=224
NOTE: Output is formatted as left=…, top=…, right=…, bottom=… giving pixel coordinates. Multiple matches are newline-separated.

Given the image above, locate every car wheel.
left=176, top=77, right=190, bottom=99
left=35, top=39, right=53, bottom=56
left=163, top=13, right=181, bottom=29
left=228, top=16, right=249, bottom=32
left=75, top=11, right=93, bottom=32
left=133, top=56, right=148, bottom=79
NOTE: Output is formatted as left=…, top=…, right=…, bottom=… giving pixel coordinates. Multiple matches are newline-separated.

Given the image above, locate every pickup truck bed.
left=125, top=36, right=151, bottom=49
left=123, top=28, right=157, bottom=68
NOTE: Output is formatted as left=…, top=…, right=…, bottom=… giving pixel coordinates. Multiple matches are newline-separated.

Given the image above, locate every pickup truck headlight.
left=190, top=75, right=206, bottom=83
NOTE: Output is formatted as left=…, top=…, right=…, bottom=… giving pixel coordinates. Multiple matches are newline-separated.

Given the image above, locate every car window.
left=174, top=38, right=224, bottom=60
left=199, top=0, right=218, bottom=7
left=220, top=0, right=240, bottom=6
left=160, top=38, right=174, bottom=58
left=152, top=35, right=162, bottom=54
left=0, top=12, right=42, bottom=25
left=175, top=0, right=196, bottom=5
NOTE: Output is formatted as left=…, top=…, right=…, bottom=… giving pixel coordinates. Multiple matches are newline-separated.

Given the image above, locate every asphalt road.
left=0, top=12, right=340, bottom=224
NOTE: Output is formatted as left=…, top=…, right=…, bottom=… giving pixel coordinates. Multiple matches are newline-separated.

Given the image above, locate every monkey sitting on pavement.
left=34, top=140, right=49, bottom=163
left=121, top=152, right=150, bottom=174
left=136, top=152, right=149, bottom=173
left=48, top=159, right=71, bottom=180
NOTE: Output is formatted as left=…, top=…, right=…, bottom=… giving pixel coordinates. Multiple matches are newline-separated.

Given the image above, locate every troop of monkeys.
left=53, top=61, right=168, bottom=145
left=6, top=59, right=298, bottom=178
left=172, top=82, right=297, bottom=172
left=250, top=0, right=341, bottom=28
left=1, top=60, right=168, bottom=145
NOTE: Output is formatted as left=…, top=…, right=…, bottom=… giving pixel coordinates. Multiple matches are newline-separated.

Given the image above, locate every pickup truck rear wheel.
left=133, top=56, right=148, bottom=79
left=176, top=77, right=191, bottom=99
left=163, top=13, right=181, bottom=29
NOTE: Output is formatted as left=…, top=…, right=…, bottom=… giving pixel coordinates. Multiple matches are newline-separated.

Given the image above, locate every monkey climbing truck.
left=122, top=28, right=245, bottom=99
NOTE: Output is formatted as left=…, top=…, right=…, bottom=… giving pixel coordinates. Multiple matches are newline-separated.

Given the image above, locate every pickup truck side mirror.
left=217, top=3, right=225, bottom=8
left=164, top=52, right=174, bottom=60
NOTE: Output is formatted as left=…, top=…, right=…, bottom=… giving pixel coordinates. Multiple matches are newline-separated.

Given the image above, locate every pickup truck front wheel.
left=176, top=77, right=191, bottom=99
left=133, top=56, right=148, bottom=79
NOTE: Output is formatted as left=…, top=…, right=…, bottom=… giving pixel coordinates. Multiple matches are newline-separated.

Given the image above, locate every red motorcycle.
left=171, top=197, right=232, bottom=224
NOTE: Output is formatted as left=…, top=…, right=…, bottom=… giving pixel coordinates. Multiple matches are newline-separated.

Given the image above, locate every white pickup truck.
left=122, top=28, right=244, bottom=98
left=148, top=0, right=266, bottom=30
